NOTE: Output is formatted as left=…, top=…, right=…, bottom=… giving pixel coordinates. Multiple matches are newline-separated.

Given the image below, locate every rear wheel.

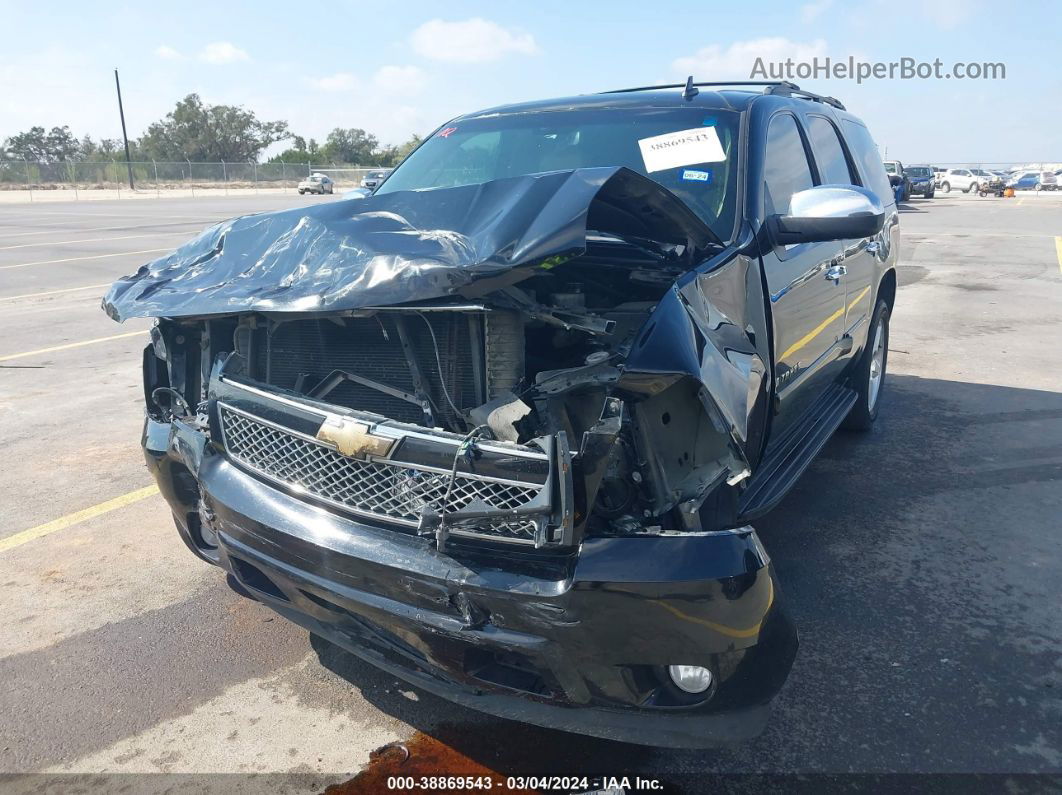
left=843, top=299, right=889, bottom=431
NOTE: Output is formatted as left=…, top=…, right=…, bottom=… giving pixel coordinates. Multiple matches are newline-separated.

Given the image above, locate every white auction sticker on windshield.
left=638, top=127, right=726, bottom=173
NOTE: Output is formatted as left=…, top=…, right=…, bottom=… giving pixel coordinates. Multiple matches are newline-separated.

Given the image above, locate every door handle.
left=824, top=264, right=847, bottom=281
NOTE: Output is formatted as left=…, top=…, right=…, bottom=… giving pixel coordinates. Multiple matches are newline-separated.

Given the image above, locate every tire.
left=1034, top=183, right=1042, bottom=192
left=298, top=189, right=305, bottom=195
left=941, top=181, right=951, bottom=193
left=843, top=298, right=889, bottom=431
left=926, top=189, right=934, bottom=199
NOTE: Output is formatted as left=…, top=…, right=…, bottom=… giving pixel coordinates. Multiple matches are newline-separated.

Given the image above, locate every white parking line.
left=0, top=283, right=111, bottom=302
left=0, top=209, right=225, bottom=220
left=0, top=222, right=208, bottom=241
left=0, top=247, right=173, bottom=270
left=0, top=232, right=191, bottom=251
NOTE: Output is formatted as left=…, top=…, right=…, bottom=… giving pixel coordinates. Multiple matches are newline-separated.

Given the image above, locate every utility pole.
left=114, top=69, right=135, bottom=190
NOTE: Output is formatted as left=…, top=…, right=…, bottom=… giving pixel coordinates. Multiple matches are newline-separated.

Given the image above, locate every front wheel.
left=843, top=299, right=889, bottom=431
left=1034, top=183, right=1042, bottom=192
left=941, top=181, right=951, bottom=193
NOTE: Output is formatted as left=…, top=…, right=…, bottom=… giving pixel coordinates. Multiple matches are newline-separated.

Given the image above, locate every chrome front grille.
left=218, top=405, right=542, bottom=543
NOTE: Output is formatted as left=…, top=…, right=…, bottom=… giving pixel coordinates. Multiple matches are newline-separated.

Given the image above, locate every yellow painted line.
left=0, top=330, right=144, bottom=362
left=1056, top=237, right=1062, bottom=274
left=0, top=283, right=110, bottom=303
left=0, top=486, right=159, bottom=554
left=0, top=232, right=188, bottom=251
left=846, top=285, right=871, bottom=310
left=778, top=285, right=873, bottom=362
left=779, top=306, right=845, bottom=361
left=651, top=576, right=774, bottom=640
left=0, top=247, right=172, bottom=270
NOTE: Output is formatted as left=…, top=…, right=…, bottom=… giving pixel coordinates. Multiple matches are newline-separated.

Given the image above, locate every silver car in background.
left=298, top=174, right=335, bottom=195
left=361, top=168, right=392, bottom=190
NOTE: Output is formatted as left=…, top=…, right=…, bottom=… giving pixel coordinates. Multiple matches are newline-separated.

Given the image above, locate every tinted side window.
left=764, top=114, right=814, bottom=215
left=807, top=116, right=855, bottom=185
left=841, top=119, right=893, bottom=203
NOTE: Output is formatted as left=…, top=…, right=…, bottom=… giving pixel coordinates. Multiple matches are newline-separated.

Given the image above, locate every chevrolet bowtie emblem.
left=315, top=415, right=395, bottom=459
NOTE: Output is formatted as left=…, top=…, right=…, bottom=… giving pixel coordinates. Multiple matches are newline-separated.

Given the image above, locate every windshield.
left=905, top=167, right=931, bottom=177
left=883, top=162, right=897, bottom=173
left=377, top=107, right=741, bottom=241
left=970, top=169, right=989, bottom=176
left=367, top=171, right=388, bottom=179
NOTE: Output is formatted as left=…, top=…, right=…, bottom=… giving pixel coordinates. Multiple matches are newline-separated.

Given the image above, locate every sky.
left=1, top=0, right=1059, bottom=164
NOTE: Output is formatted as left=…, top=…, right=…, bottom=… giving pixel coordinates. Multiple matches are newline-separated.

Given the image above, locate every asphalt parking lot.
left=1, top=191, right=1060, bottom=791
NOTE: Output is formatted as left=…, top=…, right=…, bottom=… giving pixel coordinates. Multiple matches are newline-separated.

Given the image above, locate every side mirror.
left=770, top=185, right=885, bottom=245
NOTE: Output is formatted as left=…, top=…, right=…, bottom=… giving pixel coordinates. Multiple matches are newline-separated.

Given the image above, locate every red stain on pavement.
left=324, top=732, right=535, bottom=794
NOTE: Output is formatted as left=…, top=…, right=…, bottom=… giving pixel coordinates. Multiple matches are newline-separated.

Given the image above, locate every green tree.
left=79, top=135, right=128, bottom=159
left=3, top=125, right=82, bottom=162
left=137, top=94, right=289, bottom=162
left=377, top=134, right=423, bottom=167
left=267, top=135, right=322, bottom=164
left=320, top=128, right=378, bottom=164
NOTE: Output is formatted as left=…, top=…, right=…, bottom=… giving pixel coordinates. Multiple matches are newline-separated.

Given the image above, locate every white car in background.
left=297, top=173, right=335, bottom=195
left=361, top=168, right=393, bottom=190
left=937, top=168, right=981, bottom=194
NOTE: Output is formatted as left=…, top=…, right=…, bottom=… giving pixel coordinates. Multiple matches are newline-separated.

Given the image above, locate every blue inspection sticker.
left=681, top=169, right=712, bottom=183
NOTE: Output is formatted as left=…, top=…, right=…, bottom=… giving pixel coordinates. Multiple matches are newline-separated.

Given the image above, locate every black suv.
left=104, top=79, right=898, bottom=748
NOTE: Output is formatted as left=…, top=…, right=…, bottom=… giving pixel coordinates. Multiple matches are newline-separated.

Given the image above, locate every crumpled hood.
left=102, top=166, right=718, bottom=322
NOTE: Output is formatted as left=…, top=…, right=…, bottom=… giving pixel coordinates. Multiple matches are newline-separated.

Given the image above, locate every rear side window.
left=807, top=116, right=856, bottom=185
left=764, top=114, right=814, bottom=215
left=841, top=120, right=893, bottom=203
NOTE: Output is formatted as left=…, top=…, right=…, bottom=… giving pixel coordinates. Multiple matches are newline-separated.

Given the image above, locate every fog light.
left=668, top=664, right=713, bottom=693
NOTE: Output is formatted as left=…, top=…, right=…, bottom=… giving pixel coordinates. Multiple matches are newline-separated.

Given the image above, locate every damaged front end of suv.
left=104, top=164, right=796, bottom=747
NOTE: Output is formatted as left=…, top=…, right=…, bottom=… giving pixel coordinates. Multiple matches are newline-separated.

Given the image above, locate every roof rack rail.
left=600, top=79, right=846, bottom=111
left=764, top=81, right=846, bottom=111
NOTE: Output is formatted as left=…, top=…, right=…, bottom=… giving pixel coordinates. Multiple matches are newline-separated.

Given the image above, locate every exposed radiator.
left=253, top=313, right=485, bottom=427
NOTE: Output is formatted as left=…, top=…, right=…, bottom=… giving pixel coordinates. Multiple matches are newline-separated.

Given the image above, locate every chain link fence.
left=0, top=160, right=385, bottom=200
left=2, top=159, right=1058, bottom=201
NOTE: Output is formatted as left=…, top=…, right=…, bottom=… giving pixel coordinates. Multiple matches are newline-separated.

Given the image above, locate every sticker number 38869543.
left=638, top=127, right=726, bottom=173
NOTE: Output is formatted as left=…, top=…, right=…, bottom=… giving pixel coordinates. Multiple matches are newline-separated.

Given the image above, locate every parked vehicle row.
left=889, top=164, right=1060, bottom=198
left=296, top=169, right=395, bottom=197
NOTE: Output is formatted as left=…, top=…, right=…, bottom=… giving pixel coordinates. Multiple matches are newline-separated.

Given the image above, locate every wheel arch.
left=878, top=267, right=897, bottom=313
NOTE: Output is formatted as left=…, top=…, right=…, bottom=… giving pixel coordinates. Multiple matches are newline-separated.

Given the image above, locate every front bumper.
left=144, top=400, right=797, bottom=747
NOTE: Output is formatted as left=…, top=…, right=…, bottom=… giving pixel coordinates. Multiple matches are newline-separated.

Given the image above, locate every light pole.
left=113, top=69, right=135, bottom=191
